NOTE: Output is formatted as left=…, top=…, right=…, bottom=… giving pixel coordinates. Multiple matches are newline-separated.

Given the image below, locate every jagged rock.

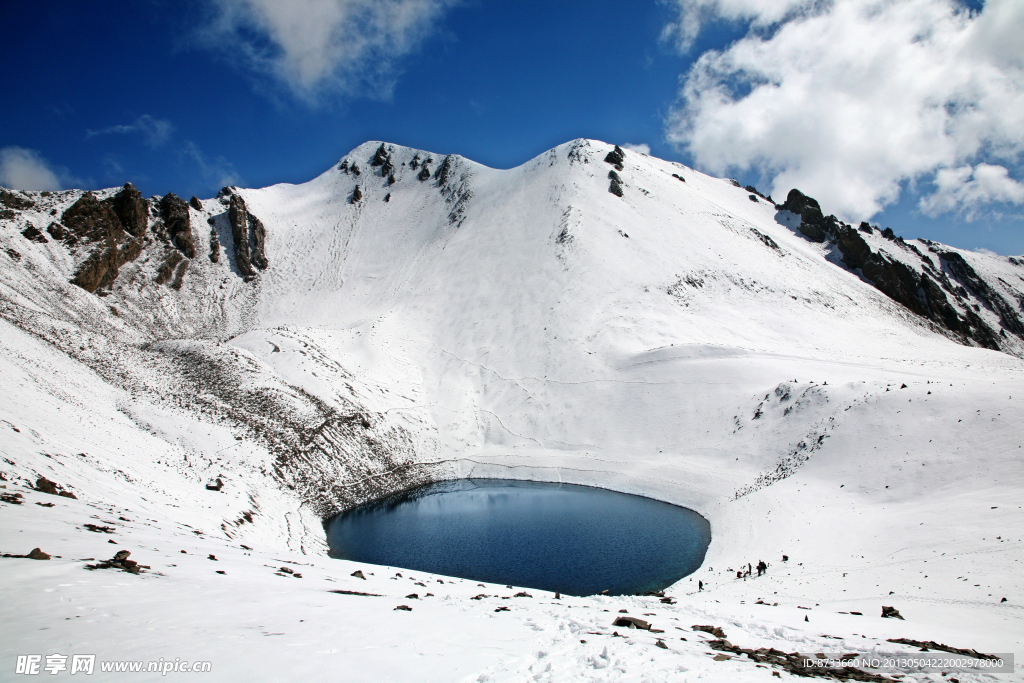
left=417, top=166, right=431, bottom=182
left=63, top=192, right=145, bottom=292
left=608, top=170, right=621, bottom=182
left=351, top=570, right=366, bottom=579
left=350, top=163, right=361, bottom=177
left=409, top=155, right=420, bottom=170
left=229, top=194, right=255, bottom=277
left=382, top=158, right=394, bottom=178
left=27, top=548, right=50, bottom=560
left=350, top=185, right=362, bottom=204
left=113, top=549, right=131, bottom=562
left=384, top=193, right=391, bottom=203
left=338, top=160, right=349, bottom=173
left=609, top=178, right=624, bottom=197
left=21, top=226, right=48, bottom=243
left=62, top=192, right=122, bottom=244
left=604, top=145, right=626, bottom=169
left=189, top=195, right=203, bottom=211
left=387, top=173, right=396, bottom=185
left=370, top=144, right=389, bottom=167
left=111, top=183, right=148, bottom=237
left=160, top=193, right=195, bottom=259
left=205, top=478, right=223, bottom=491
left=434, top=155, right=455, bottom=185
left=46, top=222, right=65, bottom=240
left=779, top=189, right=837, bottom=243
left=1, top=189, right=35, bottom=210
left=209, top=223, right=220, bottom=263
left=672, top=173, right=685, bottom=182
left=787, top=188, right=1013, bottom=352
left=249, top=212, right=268, bottom=271
left=749, top=194, right=758, bottom=202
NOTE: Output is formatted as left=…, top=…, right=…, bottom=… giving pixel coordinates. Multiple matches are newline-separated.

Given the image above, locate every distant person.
left=737, top=570, right=743, bottom=580
left=757, top=560, right=767, bottom=576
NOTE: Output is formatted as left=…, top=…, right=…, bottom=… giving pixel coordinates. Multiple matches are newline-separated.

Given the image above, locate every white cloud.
left=665, top=0, right=1024, bottom=222
left=971, top=246, right=998, bottom=256
left=661, top=0, right=815, bottom=52
left=86, top=115, right=175, bottom=148
left=0, top=147, right=63, bottom=191
left=202, top=0, right=459, bottom=101
left=920, top=163, right=1024, bottom=218
left=622, top=143, right=652, bottom=155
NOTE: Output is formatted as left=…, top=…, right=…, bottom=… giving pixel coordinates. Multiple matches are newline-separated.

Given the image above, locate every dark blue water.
left=325, top=479, right=711, bottom=596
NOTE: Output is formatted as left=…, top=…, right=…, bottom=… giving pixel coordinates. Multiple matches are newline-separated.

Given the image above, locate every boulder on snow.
left=609, top=178, right=624, bottom=197
left=351, top=570, right=366, bottom=579
left=613, top=616, right=651, bottom=630
left=604, top=145, right=625, bottom=169
left=350, top=185, right=362, bottom=204
left=881, top=605, right=904, bottom=619
left=205, top=478, right=223, bottom=491
left=28, top=548, right=51, bottom=560
left=189, top=195, right=203, bottom=211
left=113, top=549, right=131, bottom=562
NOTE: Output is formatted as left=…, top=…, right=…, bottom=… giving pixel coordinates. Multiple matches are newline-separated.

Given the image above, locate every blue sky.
left=2, top=0, right=1021, bottom=254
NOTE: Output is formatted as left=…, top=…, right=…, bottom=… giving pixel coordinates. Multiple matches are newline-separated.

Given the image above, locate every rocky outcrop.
left=782, top=188, right=1021, bottom=353
left=434, top=155, right=455, bottom=185
left=160, top=193, right=195, bottom=259
left=1, top=189, right=35, bottom=210
left=604, top=145, right=625, bottom=171
left=189, top=195, right=203, bottom=211
left=110, top=183, right=148, bottom=237
left=62, top=192, right=145, bottom=292
left=228, top=194, right=269, bottom=278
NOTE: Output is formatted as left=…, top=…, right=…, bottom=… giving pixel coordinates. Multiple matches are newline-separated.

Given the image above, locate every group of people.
left=736, top=560, right=768, bottom=580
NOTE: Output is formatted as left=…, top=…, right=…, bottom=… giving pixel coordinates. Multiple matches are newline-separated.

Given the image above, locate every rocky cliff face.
left=779, top=189, right=1023, bottom=353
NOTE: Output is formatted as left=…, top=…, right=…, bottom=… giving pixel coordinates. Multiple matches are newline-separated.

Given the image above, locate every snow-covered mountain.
left=1, top=141, right=1022, bottom=681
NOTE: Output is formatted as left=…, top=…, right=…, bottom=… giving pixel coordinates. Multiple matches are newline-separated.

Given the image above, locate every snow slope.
left=1, top=140, right=1022, bottom=681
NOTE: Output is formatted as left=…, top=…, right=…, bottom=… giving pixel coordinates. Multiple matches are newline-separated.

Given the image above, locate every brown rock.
left=613, top=616, right=651, bottom=630
left=189, top=195, right=203, bottom=211
left=27, top=548, right=50, bottom=560
left=110, top=183, right=148, bottom=237
left=160, top=193, right=195, bottom=259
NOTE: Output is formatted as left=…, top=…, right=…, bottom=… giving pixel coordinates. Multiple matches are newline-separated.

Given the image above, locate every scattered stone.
left=672, top=173, right=685, bottom=182
left=279, top=566, right=293, bottom=574
left=405, top=593, right=419, bottom=599
left=885, top=638, right=999, bottom=660
left=208, top=554, right=217, bottom=561
left=656, top=640, right=668, bottom=649
left=1, top=492, right=24, bottom=504
left=206, top=478, right=223, bottom=491
left=394, top=605, right=412, bottom=611
left=514, top=591, right=532, bottom=598
left=693, top=625, right=727, bottom=638
left=609, top=178, right=624, bottom=197
left=707, top=639, right=890, bottom=681
left=494, top=606, right=510, bottom=612
left=85, top=550, right=149, bottom=574
left=112, top=550, right=130, bottom=562
left=329, top=589, right=381, bottom=596
left=880, top=605, right=903, bottom=620
left=417, top=166, right=431, bottom=182
left=83, top=523, right=115, bottom=533
left=371, top=144, right=389, bottom=167
left=216, top=570, right=226, bottom=574
left=28, top=548, right=51, bottom=560
left=350, top=185, right=362, bottom=204
left=351, top=570, right=366, bottom=579
left=35, top=502, right=55, bottom=507
left=5, top=248, right=21, bottom=261
left=189, top=196, right=203, bottom=211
